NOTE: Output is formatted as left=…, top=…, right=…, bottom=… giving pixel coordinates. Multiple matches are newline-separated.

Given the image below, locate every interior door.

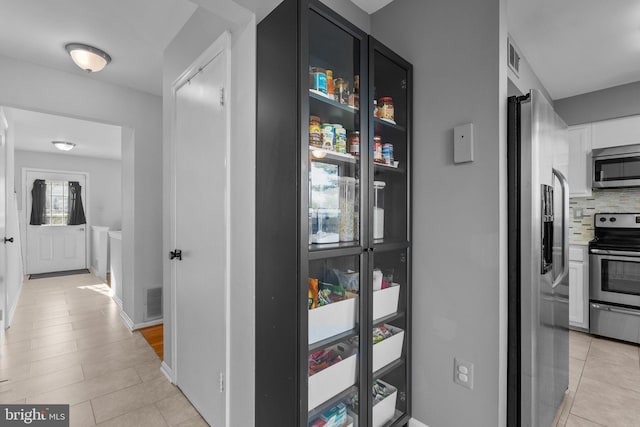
left=173, top=46, right=228, bottom=426
left=25, top=170, right=87, bottom=274
left=0, top=112, right=7, bottom=330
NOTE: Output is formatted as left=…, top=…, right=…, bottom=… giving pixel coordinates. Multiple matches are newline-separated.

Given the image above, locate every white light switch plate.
left=454, top=123, right=474, bottom=164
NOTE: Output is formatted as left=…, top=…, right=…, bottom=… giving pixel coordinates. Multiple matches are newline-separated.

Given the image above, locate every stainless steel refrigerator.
left=507, top=89, right=570, bottom=427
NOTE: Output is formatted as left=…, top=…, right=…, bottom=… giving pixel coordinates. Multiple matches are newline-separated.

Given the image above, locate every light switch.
left=454, top=123, right=474, bottom=164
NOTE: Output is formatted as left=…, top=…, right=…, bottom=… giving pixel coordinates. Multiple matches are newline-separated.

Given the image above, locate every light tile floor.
left=0, top=273, right=207, bottom=427
left=555, top=331, right=640, bottom=427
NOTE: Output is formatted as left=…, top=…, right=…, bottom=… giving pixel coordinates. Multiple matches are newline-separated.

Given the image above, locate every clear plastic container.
left=313, top=208, right=340, bottom=243
left=339, top=177, right=356, bottom=242
left=373, top=181, right=386, bottom=240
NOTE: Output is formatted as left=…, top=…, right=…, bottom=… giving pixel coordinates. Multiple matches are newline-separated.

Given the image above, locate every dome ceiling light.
left=52, top=141, right=76, bottom=151
left=65, top=43, right=111, bottom=73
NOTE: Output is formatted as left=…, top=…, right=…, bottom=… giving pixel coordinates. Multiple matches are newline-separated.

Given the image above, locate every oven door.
left=590, top=249, right=640, bottom=307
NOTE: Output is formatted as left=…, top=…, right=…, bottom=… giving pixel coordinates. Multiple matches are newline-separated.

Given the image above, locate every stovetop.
left=590, top=213, right=640, bottom=252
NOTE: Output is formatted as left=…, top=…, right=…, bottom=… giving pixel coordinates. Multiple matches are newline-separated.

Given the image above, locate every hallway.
left=0, top=273, right=205, bottom=427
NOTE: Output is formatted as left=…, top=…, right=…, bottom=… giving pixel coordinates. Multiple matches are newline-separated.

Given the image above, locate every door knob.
left=169, top=249, right=182, bottom=260
left=4, top=237, right=13, bottom=244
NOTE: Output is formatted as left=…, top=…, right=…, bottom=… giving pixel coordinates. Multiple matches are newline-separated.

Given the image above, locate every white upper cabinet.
left=591, top=115, right=640, bottom=149
left=568, top=124, right=592, bottom=197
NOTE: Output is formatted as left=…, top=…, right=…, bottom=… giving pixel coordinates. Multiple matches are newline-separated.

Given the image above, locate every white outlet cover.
left=454, top=123, right=474, bottom=164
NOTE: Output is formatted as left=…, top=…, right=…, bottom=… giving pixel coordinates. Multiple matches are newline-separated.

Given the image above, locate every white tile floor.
left=0, top=273, right=206, bottom=427
left=554, top=331, right=640, bottom=426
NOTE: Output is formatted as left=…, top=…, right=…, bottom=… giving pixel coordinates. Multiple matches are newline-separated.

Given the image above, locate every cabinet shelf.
left=373, top=311, right=405, bottom=327
left=310, top=89, right=359, bottom=113
left=309, top=146, right=357, bottom=164
left=308, top=326, right=359, bottom=353
left=373, top=239, right=410, bottom=252
left=374, top=117, right=406, bottom=132
left=373, top=358, right=405, bottom=381
left=309, top=243, right=362, bottom=259
left=374, top=163, right=405, bottom=174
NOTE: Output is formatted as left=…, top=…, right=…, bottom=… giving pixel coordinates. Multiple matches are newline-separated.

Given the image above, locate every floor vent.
left=145, top=287, right=163, bottom=320
left=508, top=38, right=521, bottom=77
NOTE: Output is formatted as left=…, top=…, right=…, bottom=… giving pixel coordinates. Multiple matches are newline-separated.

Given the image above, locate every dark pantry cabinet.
left=256, top=1, right=412, bottom=426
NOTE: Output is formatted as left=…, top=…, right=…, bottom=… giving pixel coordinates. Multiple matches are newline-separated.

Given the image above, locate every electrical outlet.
left=454, top=357, right=474, bottom=390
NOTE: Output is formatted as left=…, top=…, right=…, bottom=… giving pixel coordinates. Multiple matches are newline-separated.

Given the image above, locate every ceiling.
left=0, top=0, right=197, bottom=97
left=8, top=108, right=122, bottom=160
left=508, top=0, right=640, bottom=100
left=349, top=0, right=394, bottom=14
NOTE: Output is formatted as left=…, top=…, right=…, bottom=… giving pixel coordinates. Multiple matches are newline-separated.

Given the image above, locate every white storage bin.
left=372, top=284, right=400, bottom=321
left=372, top=325, right=405, bottom=373
left=309, top=293, right=358, bottom=344
left=372, top=380, right=397, bottom=427
left=308, top=346, right=358, bottom=411
left=345, top=414, right=355, bottom=427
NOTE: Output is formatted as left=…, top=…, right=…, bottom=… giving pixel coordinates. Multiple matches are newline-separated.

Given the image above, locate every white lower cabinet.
left=569, top=245, right=589, bottom=330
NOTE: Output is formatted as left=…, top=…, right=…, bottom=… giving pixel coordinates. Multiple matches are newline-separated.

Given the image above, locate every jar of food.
left=311, top=67, right=327, bottom=94
left=309, top=116, right=322, bottom=147
left=321, top=123, right=335, bottom=150
left=348, top=131, right=360, bottom=156
left=334, top=79, right=349, bottom=104
left=373, top=136, right=383, bottom=163
left=373, top=99, right=380, bottom=118
left=349, top=75, right=360, bottom=109
left=333, top=124, right=347, bottom=153
left=326, top=70, right=334, bottom=99
left=379, top=97, right=394, bottom=121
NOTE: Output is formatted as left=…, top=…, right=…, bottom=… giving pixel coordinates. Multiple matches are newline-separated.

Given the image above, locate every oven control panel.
left=594, top=213, right=640, bottom=228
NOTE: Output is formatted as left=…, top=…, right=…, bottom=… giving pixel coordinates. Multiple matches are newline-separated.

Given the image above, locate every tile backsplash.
left=570, top=188, right=640, bottom=243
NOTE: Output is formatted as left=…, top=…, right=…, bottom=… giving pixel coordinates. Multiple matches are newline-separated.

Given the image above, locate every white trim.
left=119, top=310, right=135, bottom=331
left=223, top=31, right=232, bottom=427
left=22, top=167, right=90, bottom=274
left=160, top=361, right=175, bottom=384
left=409, top=418, right=429, bottom=427
left=169, top=31, right=232, bottom=420
left=6, top=281, right=22, bottom=327
left=132, top=318, right=163, bottom=330
left=112, top=293, right=123, bottom=309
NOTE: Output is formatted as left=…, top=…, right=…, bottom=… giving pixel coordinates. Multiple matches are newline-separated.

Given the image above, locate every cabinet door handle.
left=3, top=237, right=13, bottom=244
left=169, top=249, right=182, bottom=261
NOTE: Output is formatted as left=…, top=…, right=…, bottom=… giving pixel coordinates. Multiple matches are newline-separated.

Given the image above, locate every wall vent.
left=508, top=38, right=521, bottom=77
left=145, top=287, right=163, bottom=320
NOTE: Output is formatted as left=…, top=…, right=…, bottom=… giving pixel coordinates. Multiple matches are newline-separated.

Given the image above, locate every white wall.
left=0, top=54, right=162, bottom=327
left=372, top=0, right=508, bottom=426
left=162, top=5, right=256, bottom=427
left=15, top=150, right=122, bottom=230
left=507, top=34, right=553, bottom=104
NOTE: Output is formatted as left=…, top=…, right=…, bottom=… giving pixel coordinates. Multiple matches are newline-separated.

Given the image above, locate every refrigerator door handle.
left=551, top=168, right=569, bottom=288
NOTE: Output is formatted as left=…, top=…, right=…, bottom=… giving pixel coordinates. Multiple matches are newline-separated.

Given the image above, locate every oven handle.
left=551, top=168, right=569, bottom=288
left=591, top=303, right=640, bottom=318
left=590, top=248, right=640, bottom=257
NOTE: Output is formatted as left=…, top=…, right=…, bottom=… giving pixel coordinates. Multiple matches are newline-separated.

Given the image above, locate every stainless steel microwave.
left=592, top=143, right=640, bottom=188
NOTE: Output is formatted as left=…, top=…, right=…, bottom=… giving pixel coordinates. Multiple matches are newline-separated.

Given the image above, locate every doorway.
left=24, top=169, right=88, bottom=275
left=170, top=33, right=230, bottom=427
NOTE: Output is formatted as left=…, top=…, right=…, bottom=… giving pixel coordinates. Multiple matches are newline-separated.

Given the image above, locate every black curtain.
left=68, top=181, right=86, bottom=225
left=29, top=179, right=47, bottom=225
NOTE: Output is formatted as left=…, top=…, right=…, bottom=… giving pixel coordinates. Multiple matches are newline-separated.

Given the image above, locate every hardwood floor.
left=139, top=324, right=163, bottom=360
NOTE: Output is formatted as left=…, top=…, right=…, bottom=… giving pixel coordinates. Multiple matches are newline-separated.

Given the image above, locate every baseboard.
left=6, top=283, right=23, bottom=328
left=133, top=318, right=163, bottom=330
left=119, top=311, right=135, bottom=331
left=409, top=418, right=429, bottom=427
left=112, top=294, right=123, bottom=309
left=160, top=361, right=175, bottom=384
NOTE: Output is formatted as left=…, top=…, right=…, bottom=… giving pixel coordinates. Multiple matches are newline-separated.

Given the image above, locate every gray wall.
left=554, top=80, right=640, bottom=125
left=372, top=0, right=508, bottom=426
left=15, top=150, right=122, bottom=230
left=0, top=54, right=162, bottom=328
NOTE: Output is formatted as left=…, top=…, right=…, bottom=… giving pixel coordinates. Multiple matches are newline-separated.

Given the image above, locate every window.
left=45, top=180, right=69, bottom=225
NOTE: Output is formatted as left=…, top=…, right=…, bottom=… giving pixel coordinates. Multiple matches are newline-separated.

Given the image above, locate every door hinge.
left=219, top=372, right=225, bottom=393
left=220, top=87, right=225, bottom=106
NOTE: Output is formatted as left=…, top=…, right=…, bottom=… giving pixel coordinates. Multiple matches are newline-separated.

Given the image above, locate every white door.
left=25, top=170, right=87, bottom=274
left=173, top=42, right=228, bottom=426
left=0, top=112, right=7, bottom=330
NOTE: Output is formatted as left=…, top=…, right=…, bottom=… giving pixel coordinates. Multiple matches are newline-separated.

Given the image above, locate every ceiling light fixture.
left=52, top=141, right=76, bottom=151
left=65, top=43, right=111, bottom=73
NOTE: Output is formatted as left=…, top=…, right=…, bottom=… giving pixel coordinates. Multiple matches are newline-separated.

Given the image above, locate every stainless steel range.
left=589, top=213, right=640, bottom=344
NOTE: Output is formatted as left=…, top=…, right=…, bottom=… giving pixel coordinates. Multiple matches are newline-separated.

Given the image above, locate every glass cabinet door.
left=307, top=9, right=365, bottom=251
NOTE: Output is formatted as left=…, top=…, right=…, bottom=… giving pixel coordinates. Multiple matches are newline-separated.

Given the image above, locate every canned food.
left=382, top=143, right=394, bottom=165
left=374, top=136, right=383, bottom=163
left=348, top=131, right=360, bottom=156
left=321, top=123, right=334, bottom=150
left=311, top=67, right=327, bottom=94
left=333, top=124, right=347, bottom=154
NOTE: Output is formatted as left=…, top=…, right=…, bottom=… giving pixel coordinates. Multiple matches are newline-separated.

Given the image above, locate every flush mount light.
left=65, top=43, right=111, bottom=73
left=52, top=141, right=76, bottom=151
